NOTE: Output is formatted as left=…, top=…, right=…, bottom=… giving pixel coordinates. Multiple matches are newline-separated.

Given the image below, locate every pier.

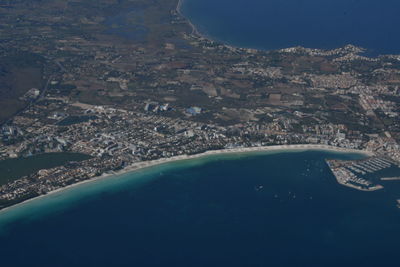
left=381, top=177, right=400, bottom=181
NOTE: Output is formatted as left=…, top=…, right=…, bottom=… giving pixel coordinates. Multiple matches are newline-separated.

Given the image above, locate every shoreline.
left=176, top=0, right=199, bottom=35
left=0, top=144, right=373, bottom=215
left=174, top=0, right=398, bottom=58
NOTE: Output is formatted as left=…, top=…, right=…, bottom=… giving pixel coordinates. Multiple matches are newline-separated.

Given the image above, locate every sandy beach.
left=0, top=144, right=373, bottom=215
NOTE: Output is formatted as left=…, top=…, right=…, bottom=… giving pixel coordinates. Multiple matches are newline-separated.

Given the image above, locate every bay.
left=0, top=150, right=399, bottom=266
left=180, top=0, right=400, bottom=55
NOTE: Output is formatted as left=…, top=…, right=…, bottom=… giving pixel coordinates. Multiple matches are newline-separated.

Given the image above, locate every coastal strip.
left=176, top=0, right=199, bottom=35
left=0, top=144, right=372, bottom=215
left=173, top=0, right=375, bottom=58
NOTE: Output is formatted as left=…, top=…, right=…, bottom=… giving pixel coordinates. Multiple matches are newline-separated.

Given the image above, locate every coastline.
left=175, top=0, right=346, bottom=53
left=176, top=0, right=199, bottom=35
left=174, top=0, right=400, bottom=58
left=175, top=0, right=249, bottom=51
left=0, top=144, right=373, bottom=215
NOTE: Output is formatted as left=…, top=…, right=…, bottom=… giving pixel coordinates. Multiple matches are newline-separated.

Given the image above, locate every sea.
left=180, top=0, right=400, bottom=55
left=0, top=150, right=399, bottom=267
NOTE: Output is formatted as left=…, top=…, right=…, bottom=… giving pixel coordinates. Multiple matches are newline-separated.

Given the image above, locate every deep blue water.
left=181, top=0, right=400, bottom=55
left=0, top=150, right=399, bottom=267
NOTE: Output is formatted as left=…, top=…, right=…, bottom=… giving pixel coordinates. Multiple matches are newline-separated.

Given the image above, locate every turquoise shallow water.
left=0, top=150, right=399, bottom=266
left=181, top=0, right=400, bottom=55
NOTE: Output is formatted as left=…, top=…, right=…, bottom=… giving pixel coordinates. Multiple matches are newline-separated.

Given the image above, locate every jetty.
left=381, top=177, right=400, bottom=181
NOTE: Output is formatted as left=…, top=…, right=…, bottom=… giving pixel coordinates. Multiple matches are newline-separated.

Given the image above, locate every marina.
left=326, top=156, right=398, bottom=191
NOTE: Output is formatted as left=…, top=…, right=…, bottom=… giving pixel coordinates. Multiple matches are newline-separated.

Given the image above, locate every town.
left=0, top=0, right=399, bottom=209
